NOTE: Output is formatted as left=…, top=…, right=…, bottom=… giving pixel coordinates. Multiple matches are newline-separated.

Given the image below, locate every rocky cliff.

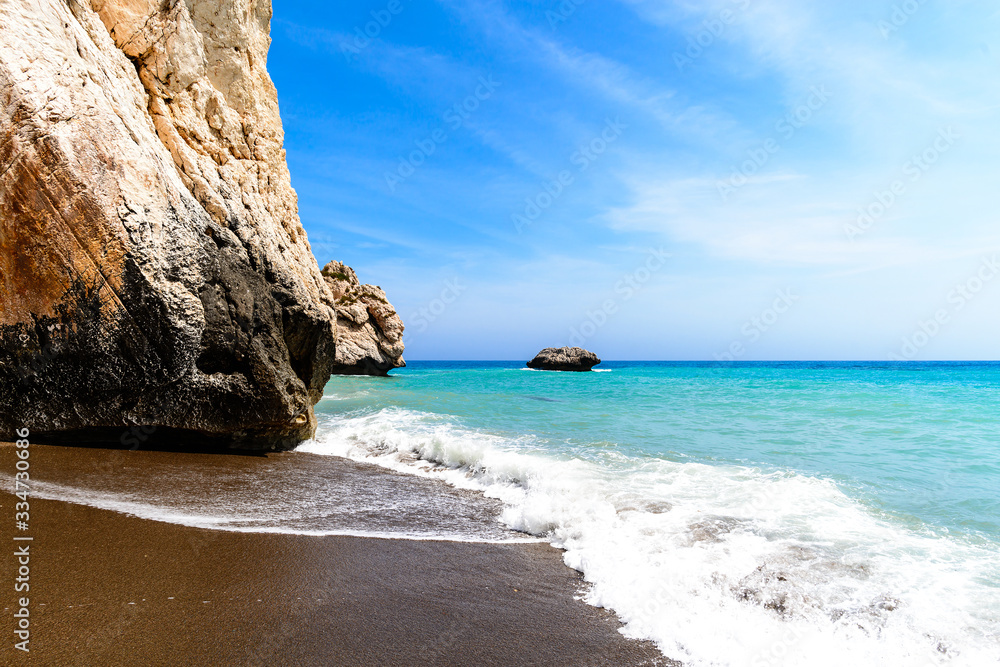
left=322, top=261, right=405, bottom=376
left=0, top=0, right=344, bottom=449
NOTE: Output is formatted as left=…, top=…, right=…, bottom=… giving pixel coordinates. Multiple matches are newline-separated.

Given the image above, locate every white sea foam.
left=3, top=447, right=541, bottom=547
left=302, top=407, right=1000, bottom=667
left=320, top=389, right=371, bottom=402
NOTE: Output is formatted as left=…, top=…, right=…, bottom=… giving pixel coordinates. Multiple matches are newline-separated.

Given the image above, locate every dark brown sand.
left=0, top=444, right=676, bottom=666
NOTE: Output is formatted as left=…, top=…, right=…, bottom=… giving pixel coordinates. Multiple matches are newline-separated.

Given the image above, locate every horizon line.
left=395, top=359, right=1000, bottom=363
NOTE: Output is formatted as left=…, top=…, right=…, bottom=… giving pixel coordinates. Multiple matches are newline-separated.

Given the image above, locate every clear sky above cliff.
left=268, top=0, right=1000, bottom=361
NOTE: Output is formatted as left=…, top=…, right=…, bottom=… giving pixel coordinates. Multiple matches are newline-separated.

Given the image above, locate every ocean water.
left=300, top=361, right=1000, bottom=667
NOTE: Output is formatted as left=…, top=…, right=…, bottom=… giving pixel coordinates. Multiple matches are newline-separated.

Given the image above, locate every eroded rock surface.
left=0, top=0, right=341, bottom=449
left=526, top=347, right=601, bottom=372
left=322, top=261, right=404, bottom=376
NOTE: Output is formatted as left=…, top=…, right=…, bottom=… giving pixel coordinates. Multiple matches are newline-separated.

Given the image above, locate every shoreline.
left=0, top=444, right=674, bottom=666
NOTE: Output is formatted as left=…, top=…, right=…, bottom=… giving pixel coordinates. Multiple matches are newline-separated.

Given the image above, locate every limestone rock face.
left=321, top=261, right=404, bottom=376
left=526, top=347, right=601, bottom=372
left=0, top=0, right=339, bottom=448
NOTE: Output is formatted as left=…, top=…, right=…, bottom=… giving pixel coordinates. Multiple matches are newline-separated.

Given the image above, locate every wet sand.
left=0, top=444, right=674, bottom=666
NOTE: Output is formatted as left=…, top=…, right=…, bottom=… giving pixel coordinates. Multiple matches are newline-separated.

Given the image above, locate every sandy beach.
left=0, top=444, right=672, bottom=666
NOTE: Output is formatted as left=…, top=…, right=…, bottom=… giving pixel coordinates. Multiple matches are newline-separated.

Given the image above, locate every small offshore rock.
left=526, top=347, right=601, bottom=372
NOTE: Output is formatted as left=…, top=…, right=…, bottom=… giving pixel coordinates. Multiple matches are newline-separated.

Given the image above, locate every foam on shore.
left=302, top=406, right=1000, bottom=667
left=3, top=445, right=535, bottom=544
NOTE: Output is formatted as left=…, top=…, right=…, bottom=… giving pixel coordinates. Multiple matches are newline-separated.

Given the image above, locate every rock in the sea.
left=322, top=262, right=405, bottom=376
left=0, top=0, right=350, bottom=449
left=526, top=347, right=601, bottom=372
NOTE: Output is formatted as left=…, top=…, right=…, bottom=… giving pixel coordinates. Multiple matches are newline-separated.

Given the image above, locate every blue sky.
left=268, top=0, right=1000, bottom=360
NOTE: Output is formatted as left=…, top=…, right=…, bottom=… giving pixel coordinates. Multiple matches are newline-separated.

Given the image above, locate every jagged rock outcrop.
left=527, top=347, right=601, bottom=372
left=322, top=261, right=404, bottom=376
left=0, top=0, right=341, bottom=449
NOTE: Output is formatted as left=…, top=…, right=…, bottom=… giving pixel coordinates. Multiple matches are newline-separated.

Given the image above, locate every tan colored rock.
left=0, top=0, right=342, bottom=449
left=322, top=261, right=405, bottom=376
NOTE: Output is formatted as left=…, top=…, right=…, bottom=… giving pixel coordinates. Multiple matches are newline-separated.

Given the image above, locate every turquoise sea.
left=304, top=361, right=1000, bottom=666
left=20, top=361, right=999, bottom=665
